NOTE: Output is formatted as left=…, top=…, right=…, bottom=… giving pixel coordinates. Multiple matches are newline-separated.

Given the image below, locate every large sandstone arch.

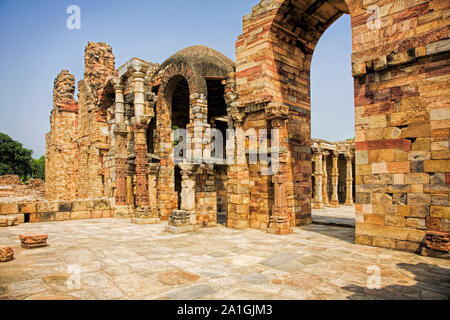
left=236, top=0, right=450, bottom=252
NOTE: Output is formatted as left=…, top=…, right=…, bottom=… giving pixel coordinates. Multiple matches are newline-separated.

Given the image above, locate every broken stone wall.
left=0, top=199, right=113, bottom=226
left=45, top=70, right=78, bottom=200
left=76, top=42, right=115, bottom=199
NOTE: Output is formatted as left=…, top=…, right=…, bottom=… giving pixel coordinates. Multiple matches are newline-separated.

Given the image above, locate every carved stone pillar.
left=131, top=123, right=159, bottom=224
left=266, top=106, right=293, bottom=235
left=344, top=153, right=354, bottom=206
left=312, top=151, right=324, bottom=209
left=113, top=84, right=127, bottom=205
left=330, top=152, right=340, bottom=208
left=322, top=152, right=330, bottom=206
left=113, top=83, right=130, bottom=217
left=166, top=163, right=199, bottom=233
left=148, top=163, right=159, bottom=216
left=134, top=124, right=149, bottom=206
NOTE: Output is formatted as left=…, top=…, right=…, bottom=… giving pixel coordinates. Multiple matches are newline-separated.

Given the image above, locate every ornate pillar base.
left=266, top=207, right=293, bottom=235
left=131, top=205, right=160, bottom=225
left=165, top=210, right=199, bottom=234
left=114, top=205, right=133, bottom=218
left=329, top=201, right=340, bottom=208
left=344, top=202, right=354, bottom=207
left=312, top=202, right=324, bottom=209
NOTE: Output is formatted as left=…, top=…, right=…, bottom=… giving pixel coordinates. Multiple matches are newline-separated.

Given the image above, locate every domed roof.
left=152, top=45, right=235, bottom=80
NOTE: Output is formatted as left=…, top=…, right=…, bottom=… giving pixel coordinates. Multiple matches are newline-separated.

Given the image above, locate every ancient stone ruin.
left=0, top=0, right=449, bottom=259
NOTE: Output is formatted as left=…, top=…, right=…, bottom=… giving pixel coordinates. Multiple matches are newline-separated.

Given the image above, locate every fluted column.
left=330, top=152, right=340, bottom=207
left=322, top=152, right=330, bottom=206
left=345, top=153, right=354, bottom=206
left=312, top=151, right=324, bottom=209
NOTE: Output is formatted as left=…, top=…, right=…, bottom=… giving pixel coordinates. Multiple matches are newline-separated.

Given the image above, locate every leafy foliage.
left=0, top=132, right=33, bottom=179
left=31, top=156, right=45, bottom=181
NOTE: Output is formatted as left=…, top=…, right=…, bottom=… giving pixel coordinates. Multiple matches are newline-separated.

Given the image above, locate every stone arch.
left=154, top=61, right=207, bottom=220
left=237, top=0, right=450, bottom=252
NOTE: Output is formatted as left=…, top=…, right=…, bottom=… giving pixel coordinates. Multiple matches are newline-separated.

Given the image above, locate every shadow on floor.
left=311, top=215, right=355, bottom=228
left=342, top=262, right=450, bottom=300
left=300, top=224, right=355, bottom=245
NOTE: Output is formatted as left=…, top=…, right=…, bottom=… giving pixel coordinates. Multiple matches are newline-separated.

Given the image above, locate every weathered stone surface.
left=0, top=247, right=14, bottom=262
left=157, top=271, right=200, bottom=285
left=0, top=214, right=18, bottom=227
left=425, top=231, right=450, bottom=252
left=19, top=234, right=48, bottom=249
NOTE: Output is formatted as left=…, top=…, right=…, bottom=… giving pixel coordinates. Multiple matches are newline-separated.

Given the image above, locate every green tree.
left=31, top=155, right=45, bottom=181
left=0, top=132, right=33, bottom=179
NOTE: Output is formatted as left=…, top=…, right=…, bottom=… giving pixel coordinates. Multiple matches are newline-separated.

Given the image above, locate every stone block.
left=404, top=173, right=429, bottom=185
left=425, top=231, right=450, bottom=252
left=426, top=216, right=441, bottom=231
left=19, top=234, right=48, bottom=249
left=373, top=237, right=396, bottom=249
left=18, top=202, right=37, bottom=214
left=430, top=206, right=450, bottom=219
left=424, top=160, right=450, bottom=173
left=71, top=211, right=91, bottom=220
left=369, top=150, right=395, bottom=163
left=407, top=193, right=430, bottom=206
left=37, top=202, right=58, bottom=213
left=58, top=202, right=73, bottom=212
left=356, top=223, right=426, bottom=242
left=72, top=201, right=88, bottom=212
left=431, top=194, right=448, bottom=206
left=364, top=214, right=384, bottom=226
left=38, top=212, right=55, bottom=222
left=55, top=212, right=71, bottom=221
left=0, top=215, right=18, bottom=227
left=355, top=235, right=372, bottom=246
left=90, top=210, right=103, bottom=219
left=405, top=218, right=426, bottom=230
left=395, top=241, right=421, bottom=253
left=387, top=161, right=410, bottom=173
left=385, top=215, right=405, bottom=227
left=0, top=247, right=14, bottom=262
left=411, top=138, right=431, bottom=151
left=92, top=199, right=110, bottom=210
left=102, top=210, right=113, bottom=218
left=0, top=203, right=18, bottom=215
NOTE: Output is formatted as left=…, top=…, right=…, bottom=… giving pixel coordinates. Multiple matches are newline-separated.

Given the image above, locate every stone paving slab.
left=0, top=218, right=449, bottom=300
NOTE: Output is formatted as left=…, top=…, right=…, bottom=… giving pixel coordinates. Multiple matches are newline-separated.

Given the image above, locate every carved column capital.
left=265, top=102, right=289, bottom=119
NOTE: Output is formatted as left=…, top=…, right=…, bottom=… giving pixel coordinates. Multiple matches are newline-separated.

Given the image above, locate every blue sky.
left=0, top=0, right=354, bottom=157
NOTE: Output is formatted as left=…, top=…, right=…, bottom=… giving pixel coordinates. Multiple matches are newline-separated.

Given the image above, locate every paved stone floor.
left=0, top=218, right=449, bottom=300
left=312, top=205, right=355, bottom=227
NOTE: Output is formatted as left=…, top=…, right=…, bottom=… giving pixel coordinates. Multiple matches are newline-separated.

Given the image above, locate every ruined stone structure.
left=8, top=0, right=449, bottom=258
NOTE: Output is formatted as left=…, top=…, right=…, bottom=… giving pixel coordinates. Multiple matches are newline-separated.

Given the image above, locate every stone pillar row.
left=312, top=150, right=354, bottom=208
